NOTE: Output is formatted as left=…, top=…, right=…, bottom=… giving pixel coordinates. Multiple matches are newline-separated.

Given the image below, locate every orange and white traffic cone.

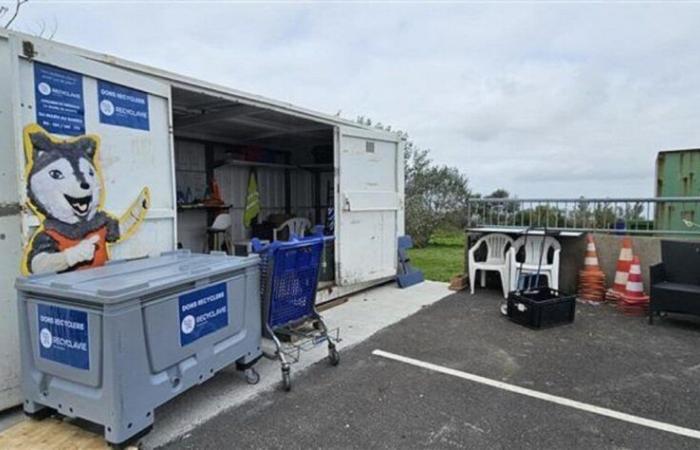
left=618, top=256, right=649, bottom=316
left=605, top=236, right=633, bottom=302
left=578, top=234, right=606, bottom=303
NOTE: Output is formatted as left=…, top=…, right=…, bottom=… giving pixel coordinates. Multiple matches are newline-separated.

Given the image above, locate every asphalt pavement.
left=164, top=290, right=700, bottom=449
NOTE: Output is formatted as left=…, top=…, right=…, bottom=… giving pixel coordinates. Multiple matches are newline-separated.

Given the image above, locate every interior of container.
left=171, top=87, right=336, bottom=285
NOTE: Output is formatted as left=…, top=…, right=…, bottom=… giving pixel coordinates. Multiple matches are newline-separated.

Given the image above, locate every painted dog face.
left=27, top=131, right=101, bottom=225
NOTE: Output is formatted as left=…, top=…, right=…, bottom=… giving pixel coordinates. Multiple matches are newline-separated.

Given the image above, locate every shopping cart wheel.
left=244, top=368, right=260, bottom=385
left=328, top=345, right=340, bottom=366
left=281, top=365, right=292, bottom=392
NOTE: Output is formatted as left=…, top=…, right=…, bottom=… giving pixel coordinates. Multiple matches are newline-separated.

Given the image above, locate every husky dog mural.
left=21, top=124, right=150, bottom=275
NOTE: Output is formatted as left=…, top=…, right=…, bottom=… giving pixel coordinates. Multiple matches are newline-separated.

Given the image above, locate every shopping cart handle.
left=251, top=238, right=265, bottom=253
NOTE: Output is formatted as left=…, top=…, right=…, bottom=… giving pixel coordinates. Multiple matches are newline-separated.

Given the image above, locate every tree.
left=512, top=204, right=564, bottom=228
left=480, top=188, right=520, bottom=225
left=357, top=116, right=472, bottom=247
left=404, top=139, right=471, bottom=247
left=487, top=189, right=509, bottom=199
left=592, top=203, right=617, bottom=230
left=1, top=1, right=57, bottom=39
left=1, top=0, right=29, bottom=29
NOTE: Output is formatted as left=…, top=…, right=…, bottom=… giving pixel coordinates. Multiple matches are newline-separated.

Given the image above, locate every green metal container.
left=655, top=149, right=700, bottom=231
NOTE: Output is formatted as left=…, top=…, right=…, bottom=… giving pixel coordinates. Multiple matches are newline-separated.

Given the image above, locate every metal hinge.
left=22, top=40, right=36, bottom=59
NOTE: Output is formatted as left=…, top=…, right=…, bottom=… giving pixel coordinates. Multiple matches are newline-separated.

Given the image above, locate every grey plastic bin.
left=15, top=250, right=262, bottom=445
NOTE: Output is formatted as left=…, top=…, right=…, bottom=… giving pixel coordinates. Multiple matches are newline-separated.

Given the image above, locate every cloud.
left=10, top=1, right=700, bottom=197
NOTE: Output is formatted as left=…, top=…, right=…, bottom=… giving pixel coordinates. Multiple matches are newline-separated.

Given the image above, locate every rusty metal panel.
left=655, top=149, right=700, bottom=231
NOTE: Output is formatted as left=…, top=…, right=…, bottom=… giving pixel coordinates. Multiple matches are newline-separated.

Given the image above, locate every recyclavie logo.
left=97, top=79, right=149, bottom=131
left=37, top=82, right=52, bottom=96
left=178, top=283, right=229, bottom=346
left=99, top=99, right=115, bottom=116
left=37, top=304, right=90, bottom=370
left=39, top=328, right=53, bottom=348
left=181, top=314, right=196, bottom=334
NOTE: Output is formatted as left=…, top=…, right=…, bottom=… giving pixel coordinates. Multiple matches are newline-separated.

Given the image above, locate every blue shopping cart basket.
left=255, top=234, right=324, bottom=330
left=252, top=233, right=339, bottom=391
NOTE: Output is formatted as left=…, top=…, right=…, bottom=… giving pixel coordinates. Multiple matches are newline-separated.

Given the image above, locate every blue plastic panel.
left=178, top=282, right=229, bottom=346
left=37, top=304, right=89, bottom=370
left=258, top=236, right=325, bottom=329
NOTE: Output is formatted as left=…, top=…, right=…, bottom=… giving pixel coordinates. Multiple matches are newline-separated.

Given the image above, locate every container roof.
left=172, top=87, right=333, bottom=152
left=3, top=29, right=399, bottom=142
left=658, top=148, right=700, bottom=155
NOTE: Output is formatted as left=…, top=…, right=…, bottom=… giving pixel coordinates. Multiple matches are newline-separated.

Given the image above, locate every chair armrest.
left=467, top=237, right=484, bottom=263
left=650, top=262, right=666, bottom=285
left=507, top=247, right=517, bottom=265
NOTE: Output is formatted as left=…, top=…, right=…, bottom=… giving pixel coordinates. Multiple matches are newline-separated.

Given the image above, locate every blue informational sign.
left=37, top=304, right=90, bottom=370
left=178, top=283, right=229, bottom=346
left=98, top=80, right=150, bottom=130
left=34, top=62, right=85, bottom=136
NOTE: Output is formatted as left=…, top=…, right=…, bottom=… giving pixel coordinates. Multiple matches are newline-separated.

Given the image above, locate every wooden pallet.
left=0, top=416, right=112, bottom=450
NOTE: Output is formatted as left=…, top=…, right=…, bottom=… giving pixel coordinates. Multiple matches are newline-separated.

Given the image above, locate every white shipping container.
left=0, top=30, right=405, bottom=410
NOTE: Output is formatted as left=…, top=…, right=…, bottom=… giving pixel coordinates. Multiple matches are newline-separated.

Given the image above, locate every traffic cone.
left=577, top=234, right=606, bottom=303
left=605, top=237, right=633, bottom=302
left=618, top=256, right=649, bottom=316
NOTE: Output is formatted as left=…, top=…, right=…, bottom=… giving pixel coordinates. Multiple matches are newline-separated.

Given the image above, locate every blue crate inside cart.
left=252, top=233, right=339, bottom=391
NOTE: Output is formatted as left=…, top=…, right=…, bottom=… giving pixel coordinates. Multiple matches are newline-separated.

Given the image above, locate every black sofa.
left=649, top=240, right=700, bottom=324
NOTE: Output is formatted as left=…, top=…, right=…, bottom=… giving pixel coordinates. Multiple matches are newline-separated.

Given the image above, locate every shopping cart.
left=252, top=233, right=340, bottom=391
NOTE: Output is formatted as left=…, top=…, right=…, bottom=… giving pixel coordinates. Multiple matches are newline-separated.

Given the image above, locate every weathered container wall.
left=656, top=150, right=700, bottom=231
left=0, top=34, right=23, bottom=410
left=558, top=233, right=664, bottom=293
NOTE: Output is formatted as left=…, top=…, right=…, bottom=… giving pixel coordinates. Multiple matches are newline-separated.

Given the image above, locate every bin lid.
left=15, top=250, right=259, bottom=305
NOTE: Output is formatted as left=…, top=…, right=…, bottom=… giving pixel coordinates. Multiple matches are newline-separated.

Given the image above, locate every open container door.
left=334, top=126, right=404, bottom=286
left=11, top=36, right=176, bottom=261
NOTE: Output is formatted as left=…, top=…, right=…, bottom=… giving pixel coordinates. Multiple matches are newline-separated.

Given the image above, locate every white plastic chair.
left=207, top=213, right=232, bottom=253
left=273, top=217, right=311, bottom=241
left=468, top=233, right=514, bottom=298
left=508, top=235, right=561, bottom=291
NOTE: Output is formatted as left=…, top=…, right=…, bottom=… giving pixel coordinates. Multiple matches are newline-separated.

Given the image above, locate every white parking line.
left=372, top=349, right=700, bottom=441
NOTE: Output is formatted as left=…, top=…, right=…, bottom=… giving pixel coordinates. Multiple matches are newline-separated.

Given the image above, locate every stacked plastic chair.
left=577, top=234, right=606, bottom=303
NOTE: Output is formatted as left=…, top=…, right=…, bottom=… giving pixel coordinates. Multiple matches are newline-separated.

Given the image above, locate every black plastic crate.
left=507, top=287, right=576, bottom=329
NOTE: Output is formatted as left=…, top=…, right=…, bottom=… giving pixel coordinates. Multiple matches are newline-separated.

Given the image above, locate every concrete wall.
left=464, top=232, right=690, bottom=295
left=559, top=233, right=663, bottom=293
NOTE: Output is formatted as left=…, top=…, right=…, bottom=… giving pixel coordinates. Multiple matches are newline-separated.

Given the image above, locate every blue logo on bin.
left=37, top=304, right=89, bottom=370
left=178, top=283, right=229, bottom=346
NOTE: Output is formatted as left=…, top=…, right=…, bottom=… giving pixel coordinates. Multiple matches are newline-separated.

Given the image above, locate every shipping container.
left=0, top=29, right=405, bottom=410
left=655, top=149, right=700, bottom=231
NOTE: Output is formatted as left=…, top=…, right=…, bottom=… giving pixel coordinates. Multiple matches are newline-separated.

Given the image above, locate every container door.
left=334, top=126, right=404, bottom=286
left=11, top=36, right=176, bottom=263
left=0, top=33, right=23, bottom=409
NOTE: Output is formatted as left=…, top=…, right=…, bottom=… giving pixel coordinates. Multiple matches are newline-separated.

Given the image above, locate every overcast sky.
left=8, top=1, right=700, bottom=197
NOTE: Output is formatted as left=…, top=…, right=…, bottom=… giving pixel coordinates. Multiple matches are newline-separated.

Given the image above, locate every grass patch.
left=408, top=230, right=465, bottom=282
